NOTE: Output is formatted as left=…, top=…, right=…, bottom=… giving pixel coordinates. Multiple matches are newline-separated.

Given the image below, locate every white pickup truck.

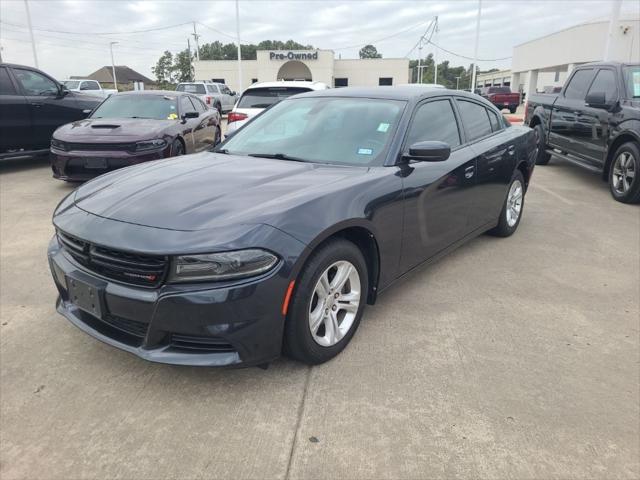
left=61, top=79, right=117, bottom=98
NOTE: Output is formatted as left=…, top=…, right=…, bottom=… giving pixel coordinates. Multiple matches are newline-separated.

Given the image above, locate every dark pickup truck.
left=525, top=62, right=640, bottom=203
left=0, top=63, right=103, bottom=161
left=479, top=86, right=521, bottom=114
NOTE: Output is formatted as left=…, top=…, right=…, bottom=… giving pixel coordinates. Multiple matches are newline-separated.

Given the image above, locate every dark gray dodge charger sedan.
left=48, top=86, right=537, bottom=367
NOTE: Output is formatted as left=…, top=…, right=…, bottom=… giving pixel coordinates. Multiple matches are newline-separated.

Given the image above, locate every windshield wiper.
left=247, top=153, right=308, bottom=162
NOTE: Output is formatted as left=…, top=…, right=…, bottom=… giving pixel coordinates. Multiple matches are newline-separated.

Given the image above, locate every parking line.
left=534, top=183, right=575, bottom=206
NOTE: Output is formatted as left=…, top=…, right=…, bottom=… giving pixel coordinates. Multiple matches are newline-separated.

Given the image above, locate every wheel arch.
left=292, top=221, right=381, bottom=305
left=172, top=135, right=186, bottom=155
left=603, top=131, right=640, bottom=181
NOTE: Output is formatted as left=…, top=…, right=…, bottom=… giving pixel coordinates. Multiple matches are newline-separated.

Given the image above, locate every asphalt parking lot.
left=1, top=153, right=638, bottom=479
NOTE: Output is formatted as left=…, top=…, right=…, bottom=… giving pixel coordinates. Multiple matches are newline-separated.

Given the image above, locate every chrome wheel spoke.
left=505, top=180, right=523, bottom=227
left=308, top=260, right=361, bottom=347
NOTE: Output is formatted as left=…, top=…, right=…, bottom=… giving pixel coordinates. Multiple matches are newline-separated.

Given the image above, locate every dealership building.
left=477, top=15, right=639, bottom=97
left=193, top=49, right=409, bottom=92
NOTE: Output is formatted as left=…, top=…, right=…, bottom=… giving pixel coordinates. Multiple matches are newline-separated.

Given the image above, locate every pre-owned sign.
left=270, top=51, right=319, bottom=61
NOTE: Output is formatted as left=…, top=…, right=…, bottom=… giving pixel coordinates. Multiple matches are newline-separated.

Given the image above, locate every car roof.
left=245, top=80, right=329, bottom=91
left=295, top=85, right=480, bottom=101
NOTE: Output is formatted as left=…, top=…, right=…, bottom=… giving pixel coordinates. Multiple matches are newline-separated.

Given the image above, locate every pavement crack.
left=284, top=365, right=312, bottom=480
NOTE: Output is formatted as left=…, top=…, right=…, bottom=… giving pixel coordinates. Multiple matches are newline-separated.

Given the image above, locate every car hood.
left=54, top=118, right=174, bottom=140
left=69, top=152, right=367, bottom=232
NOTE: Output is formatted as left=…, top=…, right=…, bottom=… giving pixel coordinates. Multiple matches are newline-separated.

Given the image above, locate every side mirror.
left=585, top=91, right=613, bottom=110
left=403, top=141, right=451, bottom=162
left=59, top=85, right=69, bottom=97
left=182, top=111, right=199, bottom=120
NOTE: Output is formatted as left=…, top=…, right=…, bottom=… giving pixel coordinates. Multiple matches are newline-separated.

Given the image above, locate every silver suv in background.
left=226, top=81, right=329, bottom=135
left=175, top=81, right=237, bottom=114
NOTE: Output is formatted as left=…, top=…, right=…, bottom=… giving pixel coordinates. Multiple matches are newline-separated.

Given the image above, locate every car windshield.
left=62, top=80, right=80, bottom=89
left=221, top=96, right=405, bottom=166
left=238, top=87, right=312, bottom=109
left=176, top=84, right=206, bottom=94
left=90, top=95, right=178, bottom=120
left=623, top=66, right=640, bottom=98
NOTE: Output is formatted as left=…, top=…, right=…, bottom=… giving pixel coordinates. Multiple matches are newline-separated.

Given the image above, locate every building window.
left=378, top=77, right=393, bottom=86
left=554, top=71, right=560, bottom=82
left=334, top=78, right=348, bottom=88
left=211, top=78, right=225, bottom=84
left=251, top=78, right=258, bottom=84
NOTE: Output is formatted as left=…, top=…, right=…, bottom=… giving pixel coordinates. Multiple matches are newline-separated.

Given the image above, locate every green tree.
left=152, top=50, right=174, bottom=85
left=359, top=44, right=382, bottom=59
left=172, top=49, right=193, bottom=83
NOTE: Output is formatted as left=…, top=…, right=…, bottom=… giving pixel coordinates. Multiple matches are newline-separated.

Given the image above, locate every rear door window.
left=456, top=100, right=493, bottom=141
left=487, top=108, right=503, bottom=132
left=176, top=84, right=206, bottom=95
left=206, top=85, right=219, bottom=94
left=0, top=68, right=17, bottom=95
left=405, top=99, right=461, bottom=149
left=238, top=87, right=311, bottom=108
left=564, top=69, right=595, bottom=100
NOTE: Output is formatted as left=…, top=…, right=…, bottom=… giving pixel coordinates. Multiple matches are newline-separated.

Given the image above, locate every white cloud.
left=0, top=0, right=637, bottom=81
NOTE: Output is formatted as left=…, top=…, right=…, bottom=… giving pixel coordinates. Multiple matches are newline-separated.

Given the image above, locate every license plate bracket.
left=67, top=275, right=103, bottom=317
left=84, top=158, right=108, bottom=169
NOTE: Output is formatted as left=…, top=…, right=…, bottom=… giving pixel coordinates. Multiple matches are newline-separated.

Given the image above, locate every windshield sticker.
left=357, top=148, right=373, bottom=155
left=377, top=122, right=390, bottom=133
left=634, top=71, right=640, bottom=97
left=167, top=113, right=178, bottom=120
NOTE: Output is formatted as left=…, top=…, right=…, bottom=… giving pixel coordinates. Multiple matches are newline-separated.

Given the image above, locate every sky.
left=0, top=0, right=638, bottom=81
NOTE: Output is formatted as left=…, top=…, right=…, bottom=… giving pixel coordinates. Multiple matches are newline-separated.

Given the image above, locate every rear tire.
left=609, top=142, right=640, bottom=204
left=533, top=124, right=551, bottom=165
left=487, top=170, right=526, bottom=238
left=214, top=126, right=222, bottom=146
left=283, top=239, right=368, bottom=365
left=509, top=106, right=517, bottom=114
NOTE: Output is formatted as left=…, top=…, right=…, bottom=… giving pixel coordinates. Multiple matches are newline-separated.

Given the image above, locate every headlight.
left=51, top=138, right=66, bottom=151
left=168, top=249, right=279, bottom=283
left=135, top=139, right=166, bottom=152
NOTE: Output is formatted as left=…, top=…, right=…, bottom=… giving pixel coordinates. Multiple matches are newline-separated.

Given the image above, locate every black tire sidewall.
left=534, top=124, right=550, bottom=165
left=488, top=170, right=526, bottom=237
left=171, top=139, right=184, bottom=156
left=609, top=142, right=640, bottom=204
left=284, top=239, right=368, bottom=365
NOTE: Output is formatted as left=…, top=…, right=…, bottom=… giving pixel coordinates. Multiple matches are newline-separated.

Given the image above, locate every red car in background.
left=479, top=86, right=521, bottom=113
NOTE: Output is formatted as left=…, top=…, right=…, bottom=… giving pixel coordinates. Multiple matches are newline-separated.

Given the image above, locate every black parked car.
left=50, top=91, right=222, bottom=181
left=48, top=87, right=537, bottom=367
left=0, top=63, right=102, bottom=160
left=525, top=62, right=640, bottom=203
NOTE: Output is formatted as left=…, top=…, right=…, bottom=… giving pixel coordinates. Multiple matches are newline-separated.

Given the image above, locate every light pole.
left=455, top=76, right=461, bottom=90
left=24, top=0, right=38, bottom=68
left=109, top=42, right=118, bottom=91
left=471, top=0, right=482, bottom=93
left=433, top=16, right=439, bottom=85
left=235, top=0, right=243, bottom=94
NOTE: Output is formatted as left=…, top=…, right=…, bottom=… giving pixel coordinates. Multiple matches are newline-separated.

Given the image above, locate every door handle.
left=507, top=145, right=516, bottom=155
left=30, top=103, right=43, bottom=107
left=464, top=165, right=475, bottom=179
left=572, top=111, right=581, bottom=115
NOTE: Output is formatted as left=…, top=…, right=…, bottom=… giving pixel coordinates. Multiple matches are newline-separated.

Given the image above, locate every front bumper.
left=48, top=236, right=289, bottom=367
left=50, top=146, right=170, bottom=182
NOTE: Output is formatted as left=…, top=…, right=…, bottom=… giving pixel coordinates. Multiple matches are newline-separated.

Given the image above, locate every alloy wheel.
left=308, top=261, right=361, bottom=347
left=506, top=179, right=523, bottom=227
left=612, top=152, right=636, bottom=195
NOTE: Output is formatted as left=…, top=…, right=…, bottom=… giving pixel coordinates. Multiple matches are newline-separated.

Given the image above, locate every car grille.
left=102, top=314, right=149, bottom=338
left=57, top=231, right=168, bottom=288
left=59, top=142, right=136, bottom=152
left=170, top=334, right=236, bottom=353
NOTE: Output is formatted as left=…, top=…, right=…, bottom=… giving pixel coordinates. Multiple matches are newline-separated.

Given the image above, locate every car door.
left=456, top=98, right=516, bottom=228
left=80, top=80, right=101, bottom=95
left=577, top=67, right=618, bottom=167
left=548, top=68, right=596, bottom=158
left=190, top=96, right=215, bottom=151
left=178, top=96, right=199, bottom=152
left=0, top=66, right=31, bottom=153
left=12, top=67, right=79, bottom=149
left=220, top=85, right=236, bottom=111
left=399, top=97, right=478, bottom=271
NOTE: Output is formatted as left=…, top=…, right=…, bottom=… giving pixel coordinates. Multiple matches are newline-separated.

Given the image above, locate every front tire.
left=609, top=142, right=640, bottom=204
left=171, top=139, right=184, bottom=156
left=533, top=124, right=551, bottom=165
left=283, top=239, right=368, bottom=365
left=488, top=170, right=526, bottom=237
